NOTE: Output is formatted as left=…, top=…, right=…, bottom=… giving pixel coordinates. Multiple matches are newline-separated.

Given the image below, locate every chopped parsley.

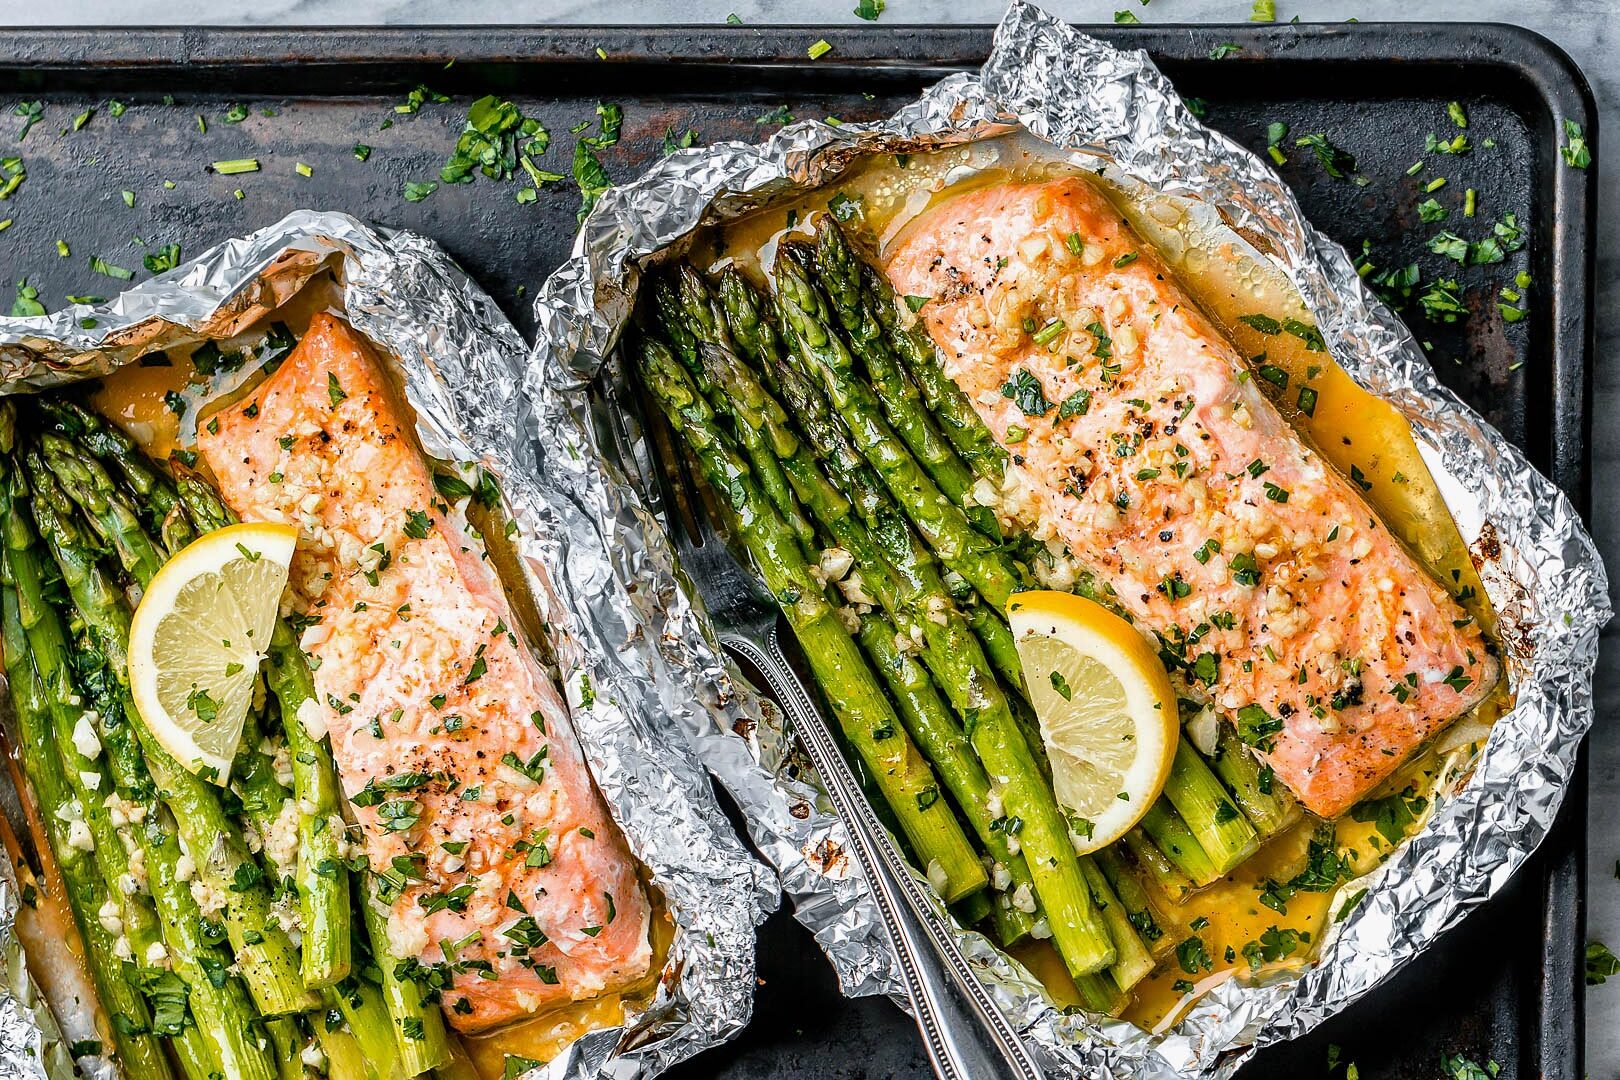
left=1294, top=132, right=1356, bottom=179
left=1000, top=368, right=1052, bottom=417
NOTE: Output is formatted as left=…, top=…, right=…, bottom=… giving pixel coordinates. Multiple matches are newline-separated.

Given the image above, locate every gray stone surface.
left=8, top=0, right=1618, bottom=1072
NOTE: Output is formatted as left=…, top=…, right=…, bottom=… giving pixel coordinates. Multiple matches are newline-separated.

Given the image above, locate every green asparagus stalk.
left=34, top=399, right=196, bottom=553
left=266, top=621, right=354, bottom=988
left=1079, top=857, right=1153, bottom=992
left=1122, top=828, right=1194, bottom=903
left=1211, top=726, right=1299, bottom=840
left=638, top=335, right=986, bottom=900
left=856, top=615, right=1033, bottom=945
left=314, top=1021, right=370, bottom=1080
left=1162, top=740, right=1258, bottom=875
left=141, top=812, right=280, bottom=1080
left=1137, top=800, right=1220, bottom=888
left=325, top=977, right=403, bottom=1080
left=771, top=245, right=1027, bottom=611
left=264, top=1017, right=308, bottom=1080
left=811, top=224, right=999, bottom=539
left=1071, top=970, right=1127, bottom=1017
left=858, top=259, right=1008, bottom=485
left=361, top=875, right=450, bottom=1076
left=716, top=267, right=790, bottom=392
left=1094, top=846, right=1174, bottom=958
left=38, top=433, right=168, bottom=583
left=235, top=711, right=394, bottom=1068
left=21, top=449, right=315, bottom=1018
left=0, top=544, right=170, bottom=1078
left=687, top=334, right=1039, bottom=939
left=961, top=600, right=1028, bottom=697
left=650, top=274, right=814, bottom=547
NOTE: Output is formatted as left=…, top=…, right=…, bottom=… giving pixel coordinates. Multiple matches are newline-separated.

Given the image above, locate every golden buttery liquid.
left=703, top=136, right=1507, bottom=1030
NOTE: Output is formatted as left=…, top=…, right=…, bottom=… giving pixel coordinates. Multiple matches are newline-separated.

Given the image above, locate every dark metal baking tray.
left=0, top=21, right=1595, bottom=1080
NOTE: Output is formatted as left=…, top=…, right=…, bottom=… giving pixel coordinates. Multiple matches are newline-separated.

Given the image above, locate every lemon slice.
left=1007, top=591, right=1178, bottom=854
left=129, top=522, right=298, bottom=781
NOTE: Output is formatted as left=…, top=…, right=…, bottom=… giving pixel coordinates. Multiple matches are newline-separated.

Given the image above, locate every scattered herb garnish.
left=1561, top=119, right=1590, bottom=169
left=1294, top=132, right=1356, bottom=179
left=572, top=102, right=622, bottom=222
left=13, top=101, right=43, bottom=142
left=1586, top=940, right=1620, bottom=985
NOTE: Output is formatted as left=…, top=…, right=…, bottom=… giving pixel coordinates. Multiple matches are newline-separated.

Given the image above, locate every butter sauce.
left=700, top=135, right=1507, bottom=1029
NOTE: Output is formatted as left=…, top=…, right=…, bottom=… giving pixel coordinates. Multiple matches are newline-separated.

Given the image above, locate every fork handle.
left=723, top=628, right=1045, bottom=1080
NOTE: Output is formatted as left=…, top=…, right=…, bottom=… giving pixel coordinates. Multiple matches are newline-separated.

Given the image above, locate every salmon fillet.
left=199, top=314, right=651, bottom=1031
left=886, top=178, right=1497, bottom=819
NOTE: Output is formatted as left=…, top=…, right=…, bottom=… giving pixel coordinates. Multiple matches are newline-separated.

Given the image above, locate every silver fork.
left=633, top=391, right=1045, bottom=1080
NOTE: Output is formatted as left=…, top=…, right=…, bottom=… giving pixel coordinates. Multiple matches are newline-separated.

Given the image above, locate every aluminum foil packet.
left=526, top=2, right=1611, bottom=1077
left=0, top=209, right=779, bottom=1080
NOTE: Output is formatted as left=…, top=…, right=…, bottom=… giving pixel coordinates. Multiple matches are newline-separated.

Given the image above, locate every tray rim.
left=0, top=20, right=1596, bottom=1078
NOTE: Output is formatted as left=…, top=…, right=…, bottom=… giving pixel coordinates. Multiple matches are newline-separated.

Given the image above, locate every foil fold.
left=0, top=209, right=777, bottom=1079
left=526, top=2, right=1609, bottom=1077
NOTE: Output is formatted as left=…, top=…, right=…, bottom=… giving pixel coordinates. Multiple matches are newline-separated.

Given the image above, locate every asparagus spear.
left=858, top=259, right=1008, bottom=485
left=264, top=1017, right=309, bottom=1080
left=361, top=875, right=450, bottom=1076
left=35, top=399, right=197, bottom=553
left=141, top=812, right=280, bottom=1080
left=685, top=331, right=1040, bottom=938
left=772, top=244, right=1027, bottom=611
left=811, top=225, right=999, bottom=539
left=637, top=335, right=986, bottom=900
left=1162, top=740, right=1258, bottom=875
left=649, top=274, right=814, bottom=547
left=1212, top=726, right=1299, bottom=840
left=1137, top=800, right=1220, bottom=888
left=716, top=266, right=789, bottom=392
left=1122, top=829, right=1194, bottom=903
left=265, top=620, right=354, bottom=988
left=38, top=433, right=168, bottom=583
left=21, top=448, right=315, bottom=1017
left=1079, top=858, right=1153, bottom=993
left=1095, top=846, right=1175, bottom=959
left=685, top=333, right=1111, bottom=977
left=0, top=556, right=174, bottom=1080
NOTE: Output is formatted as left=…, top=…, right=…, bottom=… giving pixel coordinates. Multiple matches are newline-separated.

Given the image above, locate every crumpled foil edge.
left=524, top=2, right=1610, bottom=1077
left=0, top=208, right=778, bottom=1080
